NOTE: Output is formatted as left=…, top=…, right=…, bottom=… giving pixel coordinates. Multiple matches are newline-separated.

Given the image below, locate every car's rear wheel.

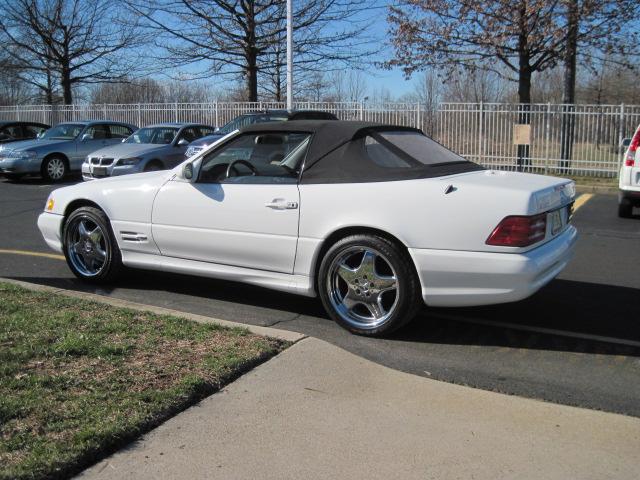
left=63, top=207, right=123, bottom=283
left=618, top=197, right=633, bottom=218
left=318, top=234, right=421, bottom=336
left=41, top=155, right=67, bottom=182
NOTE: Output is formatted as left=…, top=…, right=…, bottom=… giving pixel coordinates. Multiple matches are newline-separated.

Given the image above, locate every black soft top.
left=241, top=120, right=418, bottom=169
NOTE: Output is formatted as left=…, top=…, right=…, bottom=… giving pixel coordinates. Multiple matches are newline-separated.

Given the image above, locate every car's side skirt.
left=120, top=251, right=316, bottom=297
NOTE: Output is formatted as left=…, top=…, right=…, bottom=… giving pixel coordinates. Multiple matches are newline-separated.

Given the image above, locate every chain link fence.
left=1, top=101, right=638, bottom=177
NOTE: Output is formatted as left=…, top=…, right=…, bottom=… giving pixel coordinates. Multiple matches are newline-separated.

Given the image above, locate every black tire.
left=144, top=161, right=162, bottom=172
left=318, top=234, right=422, bottom=336
left=618, top=197, right=633, bottom=218
left=62, top=206, right=123, bottom=283
left=41, top=155, right=67, bottom=182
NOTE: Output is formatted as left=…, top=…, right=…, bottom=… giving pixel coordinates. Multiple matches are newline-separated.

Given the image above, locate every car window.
left=198, top=132, right=311, bottom=184
left=378, top=131, right=465, bottom=166
left=198, top=126, right=217, bottom=137
left=23, top=124, right=47, bottom=139
left=83, top=124, right=110, bottom=140
left=177, top=127, right=199, bottom=144
left=364, top=136, right=413, bottom=168
left=109, top=124, right=133, bottom=139
left=1, top=125, right=22, bottom=139
left=125, top=127, right=178, bottom=144
left=42, top=123, right=84, bottom=140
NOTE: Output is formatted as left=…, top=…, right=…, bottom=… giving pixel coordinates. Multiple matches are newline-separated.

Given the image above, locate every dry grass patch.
left=0, top=282, right=288, bottom=480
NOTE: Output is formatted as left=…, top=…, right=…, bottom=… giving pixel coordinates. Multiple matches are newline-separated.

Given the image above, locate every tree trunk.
left=61, top=64, right=73, bottom=105
left=246, top=55, right=258, bottom=102
left=516, top=5, right=532, bottom=172
left=559, top=0, right=579, bottom=173
left=244, top=0, right=258, bottom=102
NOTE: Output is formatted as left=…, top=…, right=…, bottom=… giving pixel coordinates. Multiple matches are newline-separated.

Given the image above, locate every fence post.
left=215, top=101, right=219, bottom=127
left=137, top=104, right=141, bottom=127
left=545, top=103, right=551, bottom=175
left=103, top=103, right=107, bottom=120
left=15, top=105, right=20, bottom=121
left=359, top=101, right=364, bottom=121
left=174, top=102, right=178, bottom=122
left=478, top=101, right=483, bottom=164
left=618, top=103, right=625, bottom=152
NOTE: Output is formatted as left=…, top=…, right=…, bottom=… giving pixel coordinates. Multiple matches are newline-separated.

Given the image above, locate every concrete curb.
left=576, top=184, right=618, bottom=195
left=0, top=277, right=306, bottom=344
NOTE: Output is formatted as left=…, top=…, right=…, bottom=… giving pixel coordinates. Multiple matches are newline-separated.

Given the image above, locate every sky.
left=161, top=0, right=418, bottom=100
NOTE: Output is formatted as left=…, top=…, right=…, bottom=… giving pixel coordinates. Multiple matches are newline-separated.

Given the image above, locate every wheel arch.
left=144, top=158, right=164, bottom=170
left=311, top=226, right=415, bottom=293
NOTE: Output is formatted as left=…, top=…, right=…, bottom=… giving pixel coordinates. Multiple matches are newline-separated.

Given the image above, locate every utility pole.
left=286, top=0, right=293, bottom=109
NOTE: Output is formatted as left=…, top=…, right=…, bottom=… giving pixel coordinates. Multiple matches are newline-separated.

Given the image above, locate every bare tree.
left=0, top=0, right=147, bottom=104
left=125, top=0, right=376, bottom=102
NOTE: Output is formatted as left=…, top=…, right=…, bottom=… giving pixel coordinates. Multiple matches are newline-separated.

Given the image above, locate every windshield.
left=42, top=124, right=85, bottom=140
left=125, top=127, right=179, bottom=144
left=218, top=114, right=288, bottom=135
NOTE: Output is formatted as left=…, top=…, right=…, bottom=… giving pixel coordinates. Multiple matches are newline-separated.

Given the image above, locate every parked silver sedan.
left=82, top=123, right=216, bottom=181
left=0, top=120, right=136, bottom=182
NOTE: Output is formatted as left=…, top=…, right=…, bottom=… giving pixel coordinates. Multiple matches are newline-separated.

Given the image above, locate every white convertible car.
left=38, top=121, right=577, bottom=336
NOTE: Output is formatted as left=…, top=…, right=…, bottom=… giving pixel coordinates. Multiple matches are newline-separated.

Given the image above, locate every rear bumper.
left=409, top=225, right=577, bottom=307
left=37, top=212, right=64, bottom=253
left=619, top=188, right=640, bottom=202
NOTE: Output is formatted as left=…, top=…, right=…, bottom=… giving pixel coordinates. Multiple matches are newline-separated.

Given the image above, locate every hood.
left=89, top=142, right=172, bottom=158
left=189, top=134, right=224, bottom=148
left=0, top=138, right=67, bottom=153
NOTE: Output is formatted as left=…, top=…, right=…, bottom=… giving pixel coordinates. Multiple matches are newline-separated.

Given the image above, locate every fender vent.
left=120, top=231, right=148, bottom=242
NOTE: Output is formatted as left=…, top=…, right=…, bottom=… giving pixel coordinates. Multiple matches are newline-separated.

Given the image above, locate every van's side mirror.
left=81, top=133, right=91, bottom=142
left=183, top=162, right=194, bottom=181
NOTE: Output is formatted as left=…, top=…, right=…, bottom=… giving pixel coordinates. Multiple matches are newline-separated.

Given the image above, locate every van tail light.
left=625, top=129, right=640, bottom=167
left=486, top=214, right=547, bottom=247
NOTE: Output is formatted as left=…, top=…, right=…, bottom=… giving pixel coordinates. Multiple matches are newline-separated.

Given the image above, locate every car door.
left=74, top=124, right=113, bottom=168
left=152, top=131, right=309, bottom=273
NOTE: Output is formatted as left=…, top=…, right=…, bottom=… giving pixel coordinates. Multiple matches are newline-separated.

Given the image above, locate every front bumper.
left=82, top=162, right=140, bottom=181
left=409, top=225, right=577, bottom=307
left=37, top=212, right=64, bottom=253
left=0, top=157, right=41, bottom=174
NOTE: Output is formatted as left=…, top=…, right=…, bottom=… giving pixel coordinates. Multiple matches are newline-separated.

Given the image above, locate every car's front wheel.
left=41, top=155, right=67, bottom=182
left=63, top=206, right=123, bottom=283
left=318, top=234, right=422, bottom=336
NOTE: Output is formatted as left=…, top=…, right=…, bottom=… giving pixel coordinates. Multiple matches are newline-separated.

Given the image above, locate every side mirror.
left=121, top=138, right=126, bottom=143
left=81, top=133, right=91, bottom=142
left=177, top=138, right=189, bottom=147
left=214, top=127, right=220, bottom=133
left=183, top=162, right=194, bottom=181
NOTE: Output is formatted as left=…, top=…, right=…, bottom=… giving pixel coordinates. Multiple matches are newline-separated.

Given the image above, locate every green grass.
left=0, top=282, right=288, bottom=480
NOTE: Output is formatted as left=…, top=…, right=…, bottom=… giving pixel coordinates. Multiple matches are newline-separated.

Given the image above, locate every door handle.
left=265, top=198, right=298, bottom=210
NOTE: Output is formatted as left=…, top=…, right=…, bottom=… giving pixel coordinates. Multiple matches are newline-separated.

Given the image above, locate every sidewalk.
left=78, top=337, right=640, bottom=480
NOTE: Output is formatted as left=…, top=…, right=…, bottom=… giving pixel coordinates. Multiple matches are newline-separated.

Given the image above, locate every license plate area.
left=92, top=166, right=107, bottom=177
left=548, top=208, right=564, bottom=236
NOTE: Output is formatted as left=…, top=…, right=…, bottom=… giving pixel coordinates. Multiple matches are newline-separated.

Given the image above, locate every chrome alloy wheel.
left=66, top=217, right=107, bottom=277
left=327, top=247, right=399, bottom=329
left=47, top=157, right=66, bottom=180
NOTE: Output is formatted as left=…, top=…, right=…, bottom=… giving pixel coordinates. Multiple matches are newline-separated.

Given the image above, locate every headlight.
left=14, top=151, right=38, bottom=160
left=118, top=157, right=141, bottom=166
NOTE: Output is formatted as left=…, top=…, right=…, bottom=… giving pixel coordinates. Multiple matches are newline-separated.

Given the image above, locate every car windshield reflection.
left=125, top=127, right=179, bottom=145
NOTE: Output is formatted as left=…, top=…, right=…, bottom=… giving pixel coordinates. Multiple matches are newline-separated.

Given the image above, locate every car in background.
left=184, top=109, right=338, bottom=158
left=82, top=122, right=216, bottom=181
left=0, top=120, right=136, bottom=182
left=618, top=124, right=640, bottom=217
left=0, top=121, right=50, bottom=145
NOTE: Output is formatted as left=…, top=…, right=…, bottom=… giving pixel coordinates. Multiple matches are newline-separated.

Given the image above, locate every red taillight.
left=625, top=128, right=640, bottom=167
left=486, top=214, right=547, bottom=247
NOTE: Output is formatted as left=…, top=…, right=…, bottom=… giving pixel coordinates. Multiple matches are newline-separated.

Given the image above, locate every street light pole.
left=286, top=0, right=293, bottom=110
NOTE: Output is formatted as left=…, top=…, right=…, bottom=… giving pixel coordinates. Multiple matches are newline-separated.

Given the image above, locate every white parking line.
left=431, top=312, right=640, bottom=348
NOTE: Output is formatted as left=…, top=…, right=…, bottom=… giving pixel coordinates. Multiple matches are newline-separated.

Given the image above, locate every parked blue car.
left=0, top=120, right=137, bottom=182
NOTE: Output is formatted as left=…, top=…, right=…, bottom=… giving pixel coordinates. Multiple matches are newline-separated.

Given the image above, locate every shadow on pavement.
left=9, top=270, right=640, bottom=357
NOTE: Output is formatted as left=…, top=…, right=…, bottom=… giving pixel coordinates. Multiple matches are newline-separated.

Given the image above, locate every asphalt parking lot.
left=1, top=175, right=639, bottom=417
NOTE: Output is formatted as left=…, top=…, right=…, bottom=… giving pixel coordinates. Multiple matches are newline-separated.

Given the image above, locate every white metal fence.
left=1, top=101, right=638, bottom=177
